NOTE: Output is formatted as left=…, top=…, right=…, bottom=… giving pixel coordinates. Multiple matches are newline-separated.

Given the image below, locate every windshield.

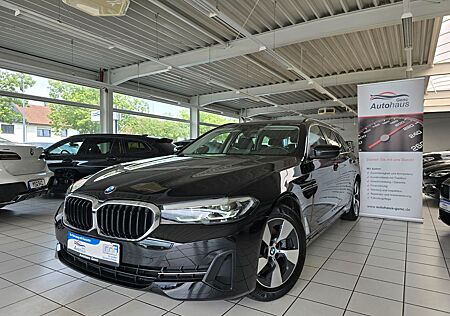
left=0, top=137, right=11, bottom=143
left=182, top=124, right=301, bottom=156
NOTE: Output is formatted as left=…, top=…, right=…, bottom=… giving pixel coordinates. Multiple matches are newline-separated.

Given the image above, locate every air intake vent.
left=97, top=204, right=154, bottom=240
left=64, top=197, right=93, bottom=231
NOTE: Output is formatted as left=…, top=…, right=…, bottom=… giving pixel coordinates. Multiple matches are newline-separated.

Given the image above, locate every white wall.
left=423, top=112, right=450, bottom=152
left=0, top=122, right=78, bottom=145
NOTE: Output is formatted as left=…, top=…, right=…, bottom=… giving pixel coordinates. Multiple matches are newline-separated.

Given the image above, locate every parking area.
left=0, top=197, right=448, bottom=316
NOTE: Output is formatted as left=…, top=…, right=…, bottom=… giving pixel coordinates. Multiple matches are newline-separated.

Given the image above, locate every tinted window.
left=125, top=140, right=150, bottom=153
left=48, top=139, right=83, bottom=156
left=321, top=127, right=340, bottom=147
left=308, top=125, right=327, bottom=156
left=182, top=124, right=300, bottom=156
left=81, top=139, right=114, bottom=156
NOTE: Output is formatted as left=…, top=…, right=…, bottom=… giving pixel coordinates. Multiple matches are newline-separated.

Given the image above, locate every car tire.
left=341, top=179, right=360, bottom=221
left=249, top=204, right=306, bottom=302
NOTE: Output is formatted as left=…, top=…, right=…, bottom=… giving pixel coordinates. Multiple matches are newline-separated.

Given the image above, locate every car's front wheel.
left=249, top=206, right=306, bottom=301
left=341, top=179, right=360, bottom=221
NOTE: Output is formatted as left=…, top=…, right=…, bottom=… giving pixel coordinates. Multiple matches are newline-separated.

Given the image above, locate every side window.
left=334, top=132, right=349, bottom=152
left=125, top=140, right=150, bottom=154
left=81, top=139, right=114, bottom=157
left=308, top=125, right=327, bottom=156
left=320, top=127, right=341, bottom=147
left=48, top=139, right=83, bottom=156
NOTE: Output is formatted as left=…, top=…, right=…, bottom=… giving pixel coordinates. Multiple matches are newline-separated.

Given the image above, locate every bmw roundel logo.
left=104, top=185, right=116, bottom=194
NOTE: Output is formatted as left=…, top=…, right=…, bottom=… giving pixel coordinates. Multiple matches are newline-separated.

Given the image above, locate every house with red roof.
left=0, top=102, right=78, bottom=145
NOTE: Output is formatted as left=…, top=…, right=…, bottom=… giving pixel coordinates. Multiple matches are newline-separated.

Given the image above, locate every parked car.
left=45, top=134, right=175, bottom=194
left=174, top=139, right=195, bottom=152
left=423, top=161, right=450, bottom=198
left=439, top=178, right=450, bottom=226
left=423, top=150, right=450, bottom=163
left=54, top=119, right=360, bottom=301
left=0, top=138, right=53, bottom=207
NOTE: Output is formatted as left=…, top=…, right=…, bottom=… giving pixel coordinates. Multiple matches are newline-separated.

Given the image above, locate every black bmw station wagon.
left=54, top=119, right=360, bottom=301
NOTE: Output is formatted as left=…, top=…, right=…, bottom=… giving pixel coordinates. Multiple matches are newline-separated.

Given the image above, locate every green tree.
left=198, top=111, right=238, bottom=135
left=48, top=81, right=100, bottom=133
left=47, top=80, right=236, bottom=139
left=0, top=71, right=35, bottom=123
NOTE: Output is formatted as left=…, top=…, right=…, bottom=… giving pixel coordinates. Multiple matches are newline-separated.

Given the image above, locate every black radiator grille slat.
left=97, top=204, right=154, bottom=240
left=64, top=197, right=93, bottom=231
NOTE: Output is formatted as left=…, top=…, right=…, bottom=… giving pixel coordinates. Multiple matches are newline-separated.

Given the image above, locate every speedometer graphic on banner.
left=358, top=114, right=423, bottom=152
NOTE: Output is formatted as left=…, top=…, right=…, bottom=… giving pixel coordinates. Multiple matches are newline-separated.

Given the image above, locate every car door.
left=320, top=127, right=348, bottom=210
left=75, top=137, right=119, bottom=177
left=303, top=125, right=341, bottom=233
left=45, top=136, right=85, bottom=171
left=333, top=131, right=357, bottom=208
left=121, top=138, right=156, bottom=163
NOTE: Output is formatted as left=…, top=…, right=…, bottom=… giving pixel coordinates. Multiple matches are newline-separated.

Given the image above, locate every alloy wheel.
left=353, top=181, right=360, bottom=216
left=256, top=217, right=299, bottom=289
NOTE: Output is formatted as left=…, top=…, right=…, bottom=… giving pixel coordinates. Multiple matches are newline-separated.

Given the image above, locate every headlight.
left=429, top=170, right=450, bottom=178
left=66, top=176, right=91, bottom=194
left=161, top=197, right=258, bottom=224
left=423, top=156, right=434, bottom=163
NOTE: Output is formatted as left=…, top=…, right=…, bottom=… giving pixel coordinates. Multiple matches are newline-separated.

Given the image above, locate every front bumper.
left=54, top=209, right=266, bottom=300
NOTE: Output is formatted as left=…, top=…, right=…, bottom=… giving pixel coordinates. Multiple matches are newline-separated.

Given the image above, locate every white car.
left=0, top=137, right=53, bottom=207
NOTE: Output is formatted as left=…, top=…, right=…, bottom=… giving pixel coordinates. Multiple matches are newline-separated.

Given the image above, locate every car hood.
left=75, top=154, right=300, bottom=204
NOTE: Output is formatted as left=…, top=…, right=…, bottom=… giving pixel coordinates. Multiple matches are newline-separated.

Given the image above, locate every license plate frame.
left=28, top=178, right=45, bottom=189
left=67, top=231, right=120, bottom=266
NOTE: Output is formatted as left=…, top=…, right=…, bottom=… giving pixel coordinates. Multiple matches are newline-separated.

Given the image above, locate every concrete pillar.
left=190, top=107, right=199, bottom=139
left=100, top=70, right=113, bottom=133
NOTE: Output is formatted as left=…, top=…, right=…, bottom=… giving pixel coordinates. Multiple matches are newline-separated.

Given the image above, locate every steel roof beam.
left=111, top=0, right=450, bottom=84
left=245, top=97, right=357, bottom=117
left=193, top=62, right=450, bottom=106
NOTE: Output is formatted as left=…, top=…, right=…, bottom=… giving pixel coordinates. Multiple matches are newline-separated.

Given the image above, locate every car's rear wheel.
left=341, top=179, right=360, bottom=221
left=249, top=206, right=306, bottom=301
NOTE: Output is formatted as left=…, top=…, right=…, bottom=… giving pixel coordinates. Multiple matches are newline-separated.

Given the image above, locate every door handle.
left=333, top=163, right=338, bottom=171
left=107, top=157, right=117, bottom=162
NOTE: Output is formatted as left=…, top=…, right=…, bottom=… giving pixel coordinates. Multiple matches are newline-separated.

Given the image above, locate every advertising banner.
left=358, top=78, right=424, bottom=222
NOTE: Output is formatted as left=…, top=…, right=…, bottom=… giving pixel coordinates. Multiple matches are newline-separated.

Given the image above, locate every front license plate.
left=67, top=232, right=120, bottom=266
left=440, top=198, right=450, bottom=213
left=28, top=178, right=45, bottom=189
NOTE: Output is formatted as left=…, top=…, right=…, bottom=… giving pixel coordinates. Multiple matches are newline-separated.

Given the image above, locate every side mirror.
left=311, top=144, right=340, bottom=159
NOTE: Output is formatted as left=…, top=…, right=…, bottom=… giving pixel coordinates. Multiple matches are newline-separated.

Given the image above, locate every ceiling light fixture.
left=62, top=0, right=130, bottom=17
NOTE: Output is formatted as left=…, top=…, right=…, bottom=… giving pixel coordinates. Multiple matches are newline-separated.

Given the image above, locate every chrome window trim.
left=63, top=193, right=161, bottom=242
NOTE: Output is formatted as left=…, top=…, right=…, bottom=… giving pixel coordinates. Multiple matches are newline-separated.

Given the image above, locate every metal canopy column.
left=100, top=69, right=113, bottom=133
left=190, top=107, right=199, bottom=139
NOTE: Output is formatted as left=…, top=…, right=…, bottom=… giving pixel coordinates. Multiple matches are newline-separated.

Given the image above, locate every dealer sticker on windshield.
left=440, top=198, right=450, bottom=213
left=67, top=232, right=120, bottom=266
